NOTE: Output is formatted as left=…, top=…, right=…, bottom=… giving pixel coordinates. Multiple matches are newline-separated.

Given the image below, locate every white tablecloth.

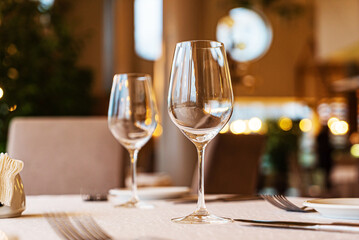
left=1, top=195, right=359, bottom=240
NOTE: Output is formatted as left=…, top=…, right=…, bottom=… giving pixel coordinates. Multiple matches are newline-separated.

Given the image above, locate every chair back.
left=192, top=134, right=266, bottom=195
left=7, top=117, right=122, bottom=195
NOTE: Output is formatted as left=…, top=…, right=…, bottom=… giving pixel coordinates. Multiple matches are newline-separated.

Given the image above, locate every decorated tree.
left=0, top=0, right=93, bottom=151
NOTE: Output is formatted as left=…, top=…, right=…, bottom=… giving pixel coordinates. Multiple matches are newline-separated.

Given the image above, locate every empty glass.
left=108, top=73, right=158, bottom=208
left=168, top=40, right=234, bottom=223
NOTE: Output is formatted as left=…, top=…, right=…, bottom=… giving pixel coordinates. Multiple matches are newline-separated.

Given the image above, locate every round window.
left=217, top=7, right=272, bottom=62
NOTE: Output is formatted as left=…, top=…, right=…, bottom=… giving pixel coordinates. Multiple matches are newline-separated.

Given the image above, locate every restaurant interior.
left=1, top=0, right=359, bottom=202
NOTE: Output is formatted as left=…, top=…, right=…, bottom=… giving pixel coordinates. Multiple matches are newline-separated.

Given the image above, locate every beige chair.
left=192, top=134, right=266, bottom=195
left=6, top=117, right=123, bottom=195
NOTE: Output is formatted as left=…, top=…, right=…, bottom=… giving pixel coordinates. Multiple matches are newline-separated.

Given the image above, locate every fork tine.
left=54, top=212, right=87, bottom=240
left=84, top=215, right=113, bottom=240
left=273, top=195, right=297, bottom=211
left=266, top=197, right=288, bottom=210
left=45, top=213, right=73, bottom=240
left=275, top=195, right=306, bottom=212
left=46, top=212, right=112, bottom=240
left=73, top=216, right=103, bottom=240
left=260, top=195, right=288, bottom=210
left=261, top=194, right=311, bottom=213
left=281, top=195, right=308, bottom=212
left=46, top=212, right=84, bottom=240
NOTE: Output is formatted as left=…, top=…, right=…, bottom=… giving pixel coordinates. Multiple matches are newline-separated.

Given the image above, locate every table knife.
left=235, top=219, right=359, bottom=233
left=171, top=195, right=262, bottom=204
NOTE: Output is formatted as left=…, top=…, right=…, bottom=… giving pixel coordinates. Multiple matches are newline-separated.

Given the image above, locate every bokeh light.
left=349, top=132, right=359, bottom=144
left=327, top=117, right=339, bottom=128
left=330, top=120, right=349, bottom=135
left=248, top=117, right=262, bottom=132
left=145, top=118, right=152, bottom=125
left=350, top=144, right=359, bottom=158
left=278, top=117, right=292, bottom=131
left=220, top=123, right=229, bottom=134
left=230, top=120, right=246, bottom=134
left=243, top=120, right=251, bottom=134
left=7, top=68, right=19, bottom=80
left=7, top=44, right=17, bottom=55
left=8, top=105, right=17, bottom=112
left=299, top=118, right=312, bottom=132
left=0, top=87, right=3, bottom=99
left=153, top=124, right=163, bottom=137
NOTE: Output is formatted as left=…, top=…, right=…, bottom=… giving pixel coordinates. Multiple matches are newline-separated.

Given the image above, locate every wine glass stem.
left=129, top=149, right=139, bottom=203
left=196, top=144, right=208, bottom=214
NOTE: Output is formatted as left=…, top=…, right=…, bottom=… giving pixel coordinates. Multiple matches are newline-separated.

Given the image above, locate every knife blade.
left=234, top=219, right=359, bottom=233
left=171, top=195, right=263, bottom=204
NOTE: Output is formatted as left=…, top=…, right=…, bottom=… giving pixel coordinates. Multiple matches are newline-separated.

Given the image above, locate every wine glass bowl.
left=169, top=101, right=232, bottom=144
left=108, top=73, right=158, bottom=208
left=168, top=40, right=234, bottom=223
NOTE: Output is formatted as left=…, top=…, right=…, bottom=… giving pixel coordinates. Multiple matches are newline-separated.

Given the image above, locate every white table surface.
left=1, top=195, right=359, bottom=240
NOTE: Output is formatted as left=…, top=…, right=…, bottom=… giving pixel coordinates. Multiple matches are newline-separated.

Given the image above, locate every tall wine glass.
left=108, top=73, right=158, bottom=208
left=168, top=40, right=234, bottom=224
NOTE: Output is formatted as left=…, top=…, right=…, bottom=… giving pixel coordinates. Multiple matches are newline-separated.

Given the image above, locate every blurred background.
left=1, top=0, right=359, bottom=198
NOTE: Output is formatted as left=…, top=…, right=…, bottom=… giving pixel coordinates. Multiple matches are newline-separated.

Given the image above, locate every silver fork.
left=44, top=212, right=113, bottom=240
left=260, top=194, right=314, bottom=213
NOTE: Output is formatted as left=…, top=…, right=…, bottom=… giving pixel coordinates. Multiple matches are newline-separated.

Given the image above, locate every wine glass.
left=108, top=73, right=158, bottom=208
left=168, top=40, right=234, bottom=224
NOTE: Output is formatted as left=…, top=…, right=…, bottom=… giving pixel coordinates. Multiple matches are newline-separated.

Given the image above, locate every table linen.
left=1, top=195, right=359, bottom=240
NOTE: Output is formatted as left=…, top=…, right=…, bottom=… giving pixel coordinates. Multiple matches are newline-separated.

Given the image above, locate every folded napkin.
left=0, top=153, right=24, bottom=206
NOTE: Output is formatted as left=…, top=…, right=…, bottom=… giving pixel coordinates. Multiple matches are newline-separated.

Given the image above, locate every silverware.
left=261, top=195, right=314, bottom=212
left=235, top=219, right=359, bottom=233
left=44, top=212, right=112, bottom=240
left=82, top=194, right=108, bottom=202
left=171, top=195, right=263, bottom=204
left=80, top=188, right=108, bottom=202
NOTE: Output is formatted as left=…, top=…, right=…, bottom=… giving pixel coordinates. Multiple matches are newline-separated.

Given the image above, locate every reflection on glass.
left=108, top=73, right=158, bottom=208
left=168, top=40, right=233, bottom=224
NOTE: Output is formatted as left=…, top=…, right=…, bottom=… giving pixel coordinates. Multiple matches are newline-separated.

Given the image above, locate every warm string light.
left=243, top=120, right=251, bottom=135
left=222, top=118, right=264, bottom=135
left=7, top=68, right=19, bottom=80
left=350, top=144, right=359, bottom=158
left=230, top=120, right=247, bottom=134
left=278, top=117, right=292, bottom=131
left=248, top=117, right=262, bottom=132
left=0, top=88, right=18, bottom=112
left=222, top=117, right=315, bottom=135
left=327, top=117, right=339, bottom=128
left=299, top=118, right=312, bottom=132
left=331, top=121, right=349, bottom=135
left=327, top=117, right=349, bottom=135
left=8, top=105, right=17, bottom=112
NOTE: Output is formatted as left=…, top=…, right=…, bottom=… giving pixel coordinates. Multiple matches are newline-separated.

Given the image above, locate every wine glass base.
left=171, top=212, right=233, bottom=224
left=115, top=201, right=154, bottom=209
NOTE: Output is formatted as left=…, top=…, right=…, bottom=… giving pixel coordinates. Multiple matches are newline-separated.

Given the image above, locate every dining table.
left=1, top=195, right=359, bottom=240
